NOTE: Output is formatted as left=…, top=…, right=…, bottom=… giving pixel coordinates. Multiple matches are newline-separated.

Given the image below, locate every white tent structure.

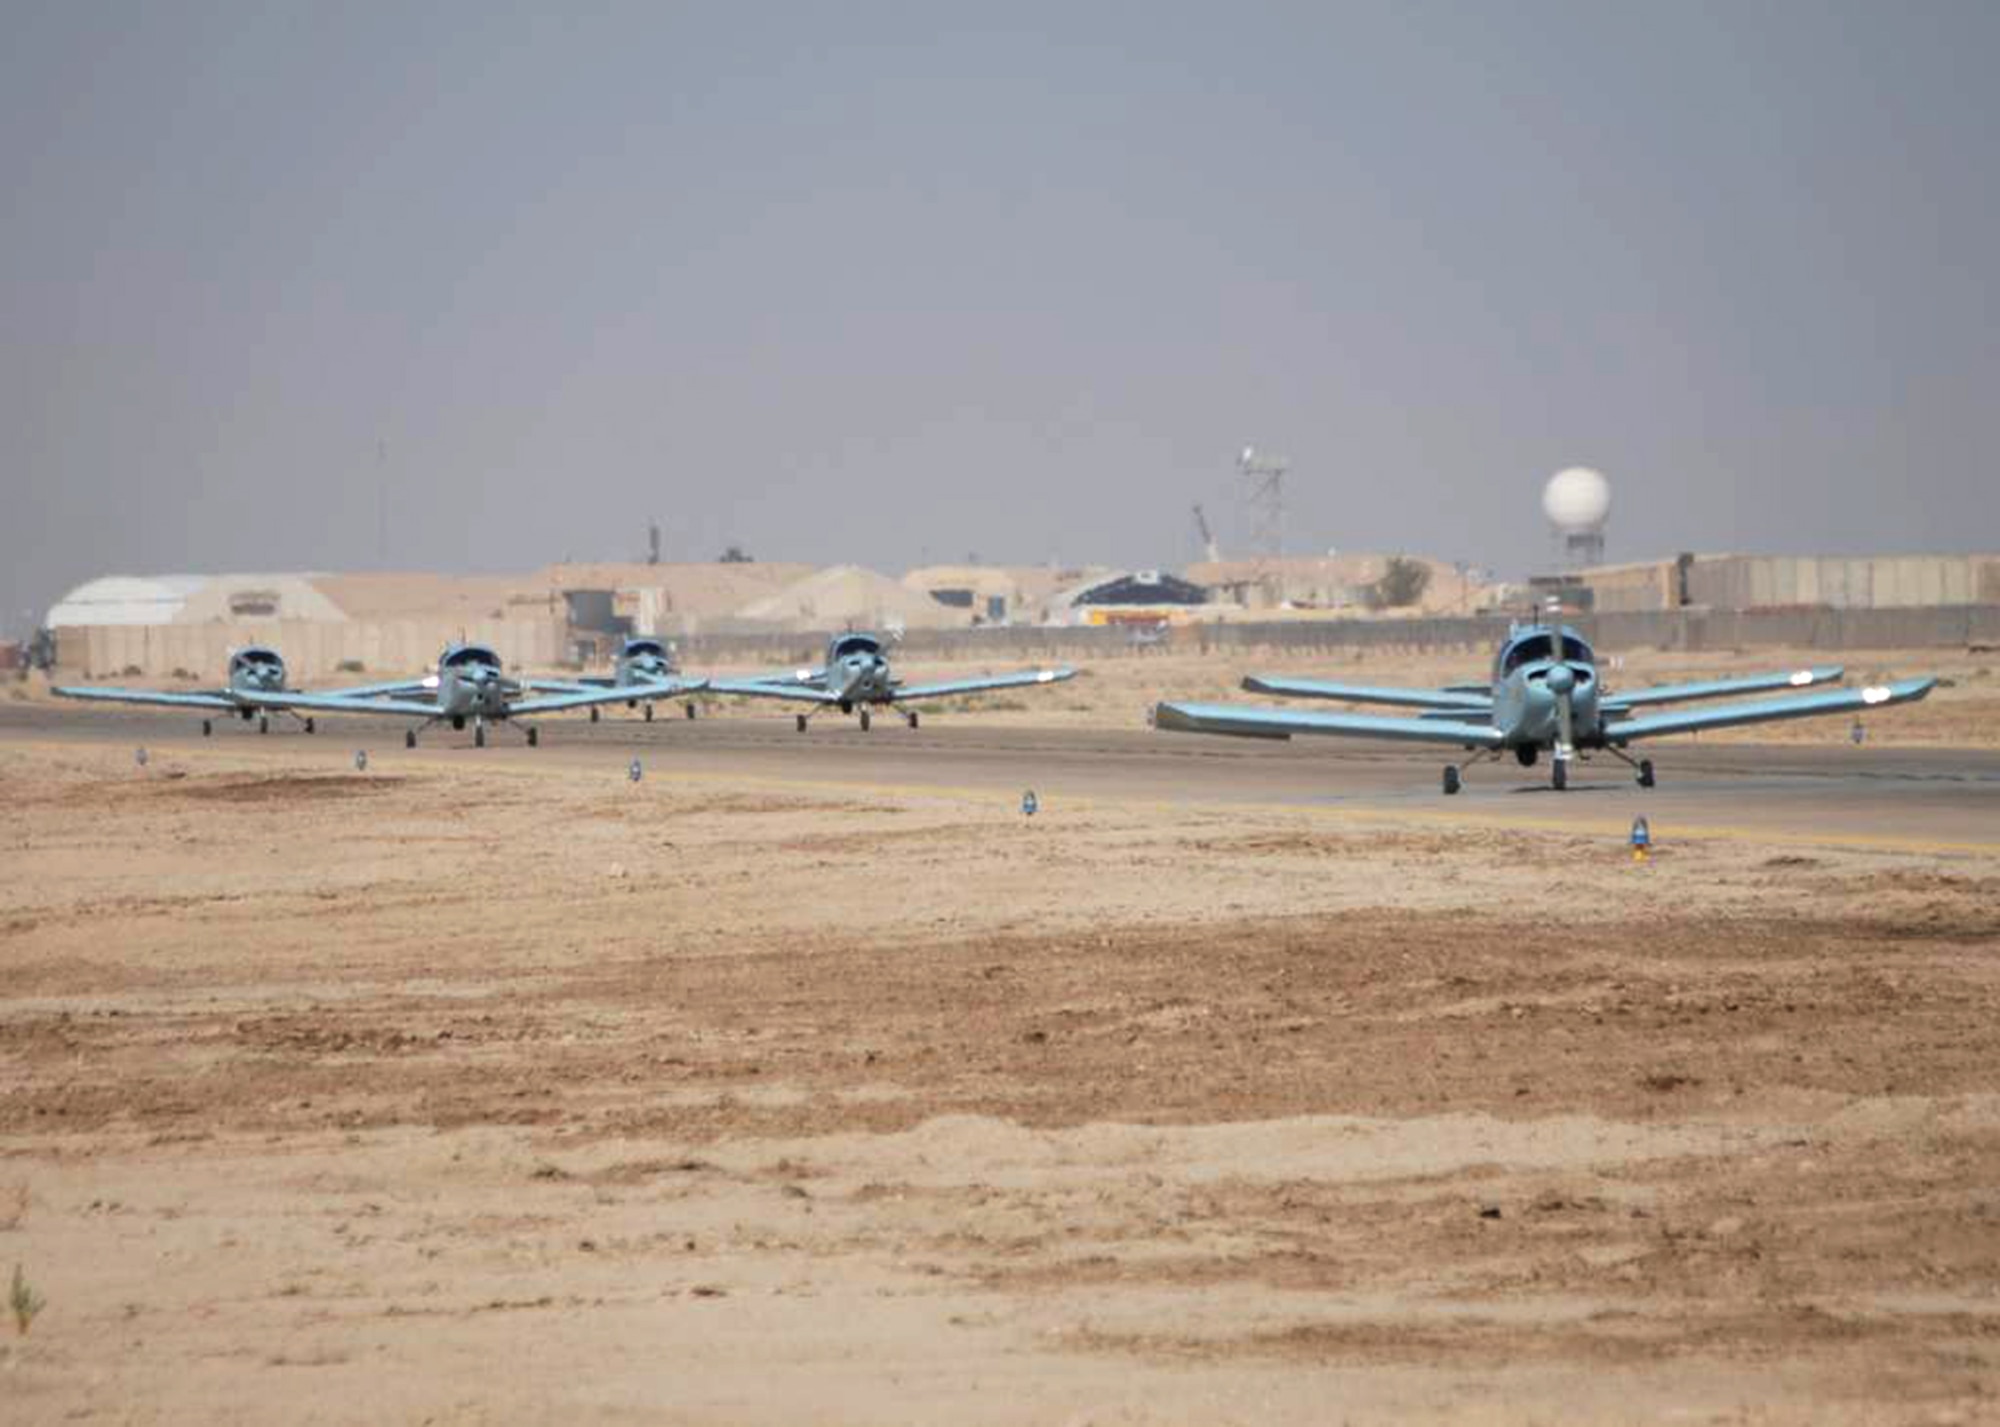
left=45, top=575, right=209, bottom=628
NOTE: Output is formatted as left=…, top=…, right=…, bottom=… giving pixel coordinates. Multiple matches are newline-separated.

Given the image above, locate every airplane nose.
left=1545, top=664, right=1576, bottom=696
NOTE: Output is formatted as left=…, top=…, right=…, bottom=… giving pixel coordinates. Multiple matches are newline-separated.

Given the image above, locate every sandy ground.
left=2, top=710, right=1997, bottom=1424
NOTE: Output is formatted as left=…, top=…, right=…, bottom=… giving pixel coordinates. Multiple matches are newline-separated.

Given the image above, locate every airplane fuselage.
left=1483, top=626, right=1603, bottom=759
left=803, top=634, right=898, bottom=708
left=1489, top=656, right=1602, bottom=750
left=222, top=647, right=289, bottom=717
left=433, top=648, right=514, bottom=723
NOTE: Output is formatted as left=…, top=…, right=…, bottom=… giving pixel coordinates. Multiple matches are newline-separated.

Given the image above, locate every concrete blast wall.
left=680, top=606, right=2000, bottom=666
left=1584, top=555, right=2000, bottom=612
left=58, top=619, right=566, bottom=682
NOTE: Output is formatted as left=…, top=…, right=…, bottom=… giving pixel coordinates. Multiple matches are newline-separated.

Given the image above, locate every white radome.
left=1543, top=467, right=1612, bottom=532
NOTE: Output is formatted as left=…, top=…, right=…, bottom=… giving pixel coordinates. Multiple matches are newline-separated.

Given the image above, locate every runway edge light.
left=1630, top=816, right=1651, bottom=863
left=1021, top=790, right=1038, bottom=818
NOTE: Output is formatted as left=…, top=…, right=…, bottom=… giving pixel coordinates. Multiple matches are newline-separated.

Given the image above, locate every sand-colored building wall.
left=1683, top=555, right=1992, bottom=610
left=56, top=617, right=567, bottom=682
left=1579, top=555, right=2000, bottom=612
left=1573, top=561, right=1677, bottom=613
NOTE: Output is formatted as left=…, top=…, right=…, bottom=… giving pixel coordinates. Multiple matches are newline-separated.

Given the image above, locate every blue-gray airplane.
left=226, top=642, right=684, bottom=747
left=710, top=630, right=1076, bottom=731
left=534, top=636, right=708, bottom=723
left=53, top=645, right=420, bottom=737
left=1153, top=622, right=1937, bottom=792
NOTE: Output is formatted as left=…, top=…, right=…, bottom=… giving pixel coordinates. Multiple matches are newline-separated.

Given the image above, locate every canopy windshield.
left=829, top=634, right=885, bottom=660
left=1498, top=630, right=1593, bottom=676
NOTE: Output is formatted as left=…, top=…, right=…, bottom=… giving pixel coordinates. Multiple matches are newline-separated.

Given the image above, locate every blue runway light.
left=1021, top=790, right=1038, bottom=817
left=629, top=758, right=643, bottom=783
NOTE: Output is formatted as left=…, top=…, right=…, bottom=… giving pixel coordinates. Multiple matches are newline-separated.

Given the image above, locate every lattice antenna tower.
left=1237, top=445, right=1289, bottom=566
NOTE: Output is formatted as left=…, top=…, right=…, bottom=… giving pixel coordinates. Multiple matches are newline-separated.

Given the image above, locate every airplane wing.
left=1241, top=676, right=1491, bottom=710
left=509, top=680, right=709, bottom=715
left=521, top=676, right=706, bottom=698
left=705, top=678, right=843, bottom=704
left=53, top=685, right=240, bottom=711
left=1155, top=701, right=1505, bottom=747
left=324, top=677, right=435, bottom=699
left=1603, top=666, right=1844, bottom=712
left=891, top=667, right=1076, bottom=702
left=1603, top=678, right=1935, bottom=743
left=234, top=689, right=443, bottom=718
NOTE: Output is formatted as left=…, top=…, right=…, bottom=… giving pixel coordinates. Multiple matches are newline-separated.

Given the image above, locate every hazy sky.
left=4, top=1, right=1995, bottom=629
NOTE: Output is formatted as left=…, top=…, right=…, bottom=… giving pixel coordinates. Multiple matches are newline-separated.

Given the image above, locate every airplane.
left=534, top=636, right=708, bottom=723
left=1152, top=621, right=1937, bottom=793
left=52, top=645, right=420, bottom=737
left=226, top=643, right=684, bottom=748
left=709, top=630, right=1077, bottom=731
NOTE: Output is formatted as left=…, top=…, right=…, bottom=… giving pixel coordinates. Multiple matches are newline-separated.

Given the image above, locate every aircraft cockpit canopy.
left=230, top=647, right=284, bottom=669
left=829, top=633, right=886, bottom=661
left=624, top=638, right=670, bottom=660
left=442, top=645, right=502, bottom=669
left=1497, top=629, right=1594, bottom=677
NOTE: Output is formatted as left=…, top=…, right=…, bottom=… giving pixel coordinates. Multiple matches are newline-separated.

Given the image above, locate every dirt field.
left=3, top=714, right=1999, bottom=1422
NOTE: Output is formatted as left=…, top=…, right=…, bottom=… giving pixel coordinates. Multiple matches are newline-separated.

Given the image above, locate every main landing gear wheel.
left=527, top=726, right=539, bottom=747
left=405, top=729, right=417, bottom=749
left=1442, top=766, right=1461, bottom=795
left=474, top=725, right=486, bottom=748
left=905, top=709, right=919, bottom=730
left=258, top=715, right=270, bottom=735
left=685, top=702, right=697, bottom=720
left=859, top=709, right=872, bottom=732
left=590, top=707, right=600, bottom=723
left=304, top=717, right=316, bottom=735
left=1637, top=759, right=1656, bottom=789
left=643, top=704, right=654, bottom=723
left=795, top=714, right=808, bottom=734
left=1552, top=760, right=1568, bottom=791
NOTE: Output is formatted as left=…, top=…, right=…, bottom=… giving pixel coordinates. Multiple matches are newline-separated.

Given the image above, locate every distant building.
left=1048, top=570, right=1219, bottom=625
left=900, top=564, right=1098, bottom=626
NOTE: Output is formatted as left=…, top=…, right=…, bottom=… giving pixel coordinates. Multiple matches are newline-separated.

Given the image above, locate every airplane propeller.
left=1546, top=661, right=1577, bottom=771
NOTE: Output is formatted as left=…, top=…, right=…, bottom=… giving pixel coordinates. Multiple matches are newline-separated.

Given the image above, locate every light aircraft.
left=227, top=643, right=680, bottom=747
left=53, top=646, right=419, bottom=737
left=710, top=631, right=1076, bottom=731
left=1152, top=621, right=1936, bottom=792
left=536, top=636, right=708, bottom=723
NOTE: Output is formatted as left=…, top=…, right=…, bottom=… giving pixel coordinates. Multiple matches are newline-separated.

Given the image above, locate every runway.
left=9, top=700, right=1997, bottom=852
